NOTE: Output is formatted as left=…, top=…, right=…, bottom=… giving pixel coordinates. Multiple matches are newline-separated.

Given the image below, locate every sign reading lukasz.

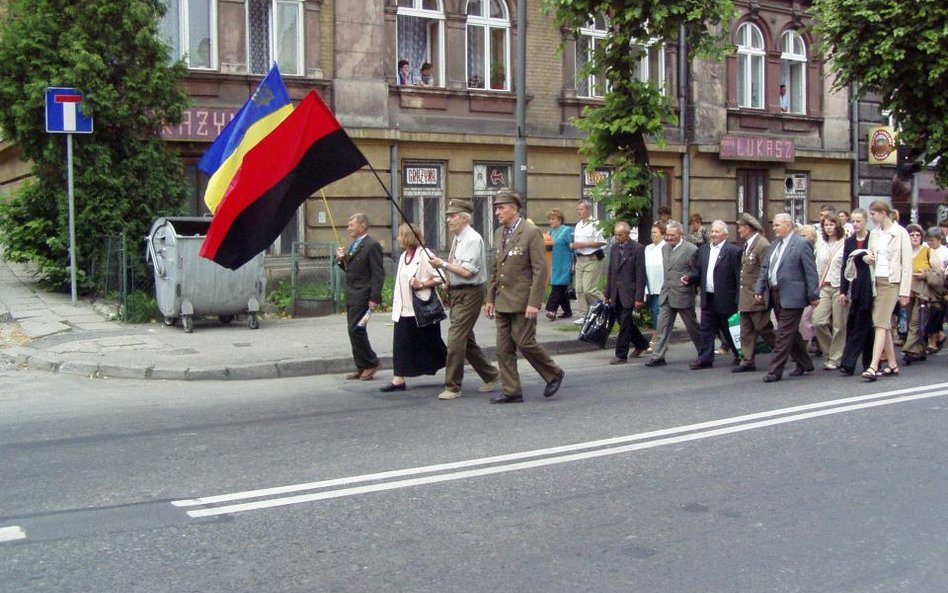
left=719, top=135, right=795, bottom=162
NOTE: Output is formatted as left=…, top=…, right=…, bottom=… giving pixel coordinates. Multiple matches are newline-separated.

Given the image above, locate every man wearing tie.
left=429, top=199, right=500, bottom=400
left=691, top=220, right=742, bottom=369
left=484, top=189, right=565, bottom=403
left=755, top=213, right=820, bottom=382
left=335, top=213, right=385, bottom=381
left=645, top=220, right=701, bottom=367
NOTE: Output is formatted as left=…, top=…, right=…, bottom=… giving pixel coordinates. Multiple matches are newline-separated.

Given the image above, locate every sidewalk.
left=0, top=258, right=641, bottom=381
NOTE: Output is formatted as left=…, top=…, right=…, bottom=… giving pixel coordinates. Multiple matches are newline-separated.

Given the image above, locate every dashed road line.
left=0, top=525, right=26, bottom=543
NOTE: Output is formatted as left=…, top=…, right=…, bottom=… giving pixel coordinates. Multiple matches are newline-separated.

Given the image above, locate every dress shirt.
left=573, top=218, right=604, bottom=255
left=448, top=224, right=487, bottom=286
left=705, top=241, right=724, bottom=293
left=769, top=239, right=785, bottom=285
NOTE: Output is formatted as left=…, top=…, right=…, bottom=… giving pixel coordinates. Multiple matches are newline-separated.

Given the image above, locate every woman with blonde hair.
left=861, top=200, right=913, bottom=381
left=544, top=208, right=574, bottom=320
left=379, top=223, right=447, bottom=392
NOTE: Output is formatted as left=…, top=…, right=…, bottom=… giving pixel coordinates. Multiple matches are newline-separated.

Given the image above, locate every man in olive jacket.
left=484, top=189, right=564, bottom=404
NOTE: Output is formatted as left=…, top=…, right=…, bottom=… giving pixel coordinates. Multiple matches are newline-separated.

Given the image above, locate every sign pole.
left=66, top=133, right=77, bottom=306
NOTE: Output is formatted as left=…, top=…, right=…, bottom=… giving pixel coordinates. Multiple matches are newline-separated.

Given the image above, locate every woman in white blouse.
left=812, top=215, right=848, bottom=369
left=379, top=223, right=447, bottom=392
left=861, top=200, right=913, bottom=381
left=643, top=222, right=666, bottom=352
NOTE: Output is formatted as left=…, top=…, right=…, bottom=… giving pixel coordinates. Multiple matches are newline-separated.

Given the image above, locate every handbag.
left=412, top=258, right=446, bottom=327
left=578, top=300, right=616, bottom=348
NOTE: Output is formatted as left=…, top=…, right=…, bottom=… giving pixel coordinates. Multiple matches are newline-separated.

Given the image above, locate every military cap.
left=492, top=188, right=522, bottom=208
left=445, top=199, right=474, bottom=215
left=736, top=212, right=764, bottom=233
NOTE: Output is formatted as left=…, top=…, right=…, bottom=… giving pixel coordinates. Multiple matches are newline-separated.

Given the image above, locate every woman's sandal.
left=861, top=366, right=877, bottom=382
left=879, top=366, right=900, bottom=377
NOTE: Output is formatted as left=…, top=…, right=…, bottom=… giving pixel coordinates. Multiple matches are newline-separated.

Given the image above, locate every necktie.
left=769, top=240, right=784, bottom=285
left=502, top=226, right=513, bottom=251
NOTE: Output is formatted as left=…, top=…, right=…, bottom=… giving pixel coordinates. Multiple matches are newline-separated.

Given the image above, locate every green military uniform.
left=486, top=197, right=563, bottom=398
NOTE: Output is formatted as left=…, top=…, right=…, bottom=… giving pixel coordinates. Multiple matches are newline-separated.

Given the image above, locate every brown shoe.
left=359, top=365, right=379, bottom=381
left=345, top=370, right=363, bottom=380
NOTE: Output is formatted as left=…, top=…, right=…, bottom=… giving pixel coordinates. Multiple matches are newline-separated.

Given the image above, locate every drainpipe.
left=679, top=25, right=690, bottom=224
left=513, top=0, right=528, bottom=215
left=851, top=83, right=860, bottom=206
left=390, top=142, right=400, bottom=259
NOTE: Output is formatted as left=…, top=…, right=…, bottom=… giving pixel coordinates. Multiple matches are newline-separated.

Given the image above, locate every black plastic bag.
left=578, top=300, right=616, bottom=348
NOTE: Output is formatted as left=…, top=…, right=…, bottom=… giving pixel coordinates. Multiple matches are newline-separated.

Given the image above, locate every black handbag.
left=578, top=300, right=616, bottom=348
left=412, top=288, right=446, bottom=327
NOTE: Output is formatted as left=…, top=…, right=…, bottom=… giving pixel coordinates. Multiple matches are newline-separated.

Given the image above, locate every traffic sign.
left=45, top=87, right=93, bottom=134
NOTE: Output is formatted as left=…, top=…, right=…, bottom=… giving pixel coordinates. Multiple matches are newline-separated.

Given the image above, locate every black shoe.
left=689, top=360, right=713, bottom=370
left=645, top=358, right=666, bottom=367
left=629, top=347, right=646, bottom=359
left=490, top=394, right=524, bottom=404
left=609, top=357, right=628, bottom=365
left=789, top=365, right=815, bottom=377
left=838, top=367, right=854, bottom=376
left=732, top=358, right=743, bottom=366
left=544, top=370, right=565, bottom=398
left=763, top=373, right=782, bottom=383
left=732, top=364, right=756, bottom=373
left=379, top=383, right=406, bottom=393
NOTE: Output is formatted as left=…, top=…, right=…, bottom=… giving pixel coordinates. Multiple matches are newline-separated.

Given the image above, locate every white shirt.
left=769, top=238, right=787, bottom=285
left=816, top=239, right=844, bottom=288
left=875, top=227, right=893, bottom=278
left=448, top=224, right=487, bottom=286
left=936, top=244, right=948, bottom=268
left=644, top=240, right=665, bottom=295
left=573, top=218, right=604, bottom=255
left=705, top=241, right=724, bottom=293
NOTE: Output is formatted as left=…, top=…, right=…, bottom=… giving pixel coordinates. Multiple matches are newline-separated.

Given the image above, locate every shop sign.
left=405, top=165, right=441, bottom=187
left=720, top=135, right=795, bottom=162
left=161, top=108, right=236, bottom=141
left=868, top=126, right=898, bottom=165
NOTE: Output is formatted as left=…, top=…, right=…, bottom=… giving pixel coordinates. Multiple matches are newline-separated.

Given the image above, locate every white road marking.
left=178, top=383, right=948, bottom=518
left=0, top=525, right=26, bottom=543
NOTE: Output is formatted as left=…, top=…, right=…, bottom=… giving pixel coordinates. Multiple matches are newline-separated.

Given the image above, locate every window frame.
left=161, top=0, right=218, bottom=71
left=472, top=162, right=512, bottom=244
left=780, top=30, right=807, bottom=115
left=576, top=17, right=609, bottom=98
left=247, top=0, right=305, bottom=76
left=465, top=0, right=511, bottom=92
left=736, top=22, right=765, bottom=110
left=395, top=0, right=446, bottom=87
left=402, top=161, right=447, bottom=251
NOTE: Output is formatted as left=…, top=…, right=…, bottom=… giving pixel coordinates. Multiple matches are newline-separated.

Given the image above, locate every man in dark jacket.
left=692, top=220, right=743, bottom=369
left=604, top=221, right=649, bottom=364
left=335, top=213, right=385, bottom=380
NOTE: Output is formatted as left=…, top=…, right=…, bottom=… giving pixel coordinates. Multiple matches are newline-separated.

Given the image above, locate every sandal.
left=880, top=366, right=900, bottom=377
left=861, top=366, right=877, bottom=382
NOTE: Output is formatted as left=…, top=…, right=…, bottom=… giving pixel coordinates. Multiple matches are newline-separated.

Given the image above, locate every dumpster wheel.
left=182, top=315, right=194, bottom=333
left=219, top=314, right=235, bottom=325
left=163, top=316, right=178, bottom=327
left=248, top=312, right=260, bottom=330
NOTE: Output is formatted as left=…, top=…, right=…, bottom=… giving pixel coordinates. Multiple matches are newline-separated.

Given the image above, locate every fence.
left=88, top=233, right=138, bottom=321
left=290, top=241, right=342, bottom=316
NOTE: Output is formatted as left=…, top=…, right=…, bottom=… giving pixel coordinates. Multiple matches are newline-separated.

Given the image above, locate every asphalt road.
left=1, top=348, right=946, bottom=593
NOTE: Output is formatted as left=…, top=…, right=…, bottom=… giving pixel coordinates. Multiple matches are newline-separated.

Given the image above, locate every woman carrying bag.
left=379, top=223, right=447, bottom=392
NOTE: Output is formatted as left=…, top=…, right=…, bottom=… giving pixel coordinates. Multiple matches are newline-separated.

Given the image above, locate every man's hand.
left=429, top=256, right=444, bottom=269
left=810, top=299, right=819, bottom=308
left=838, top=294, right=849, bottom=306
left=483, top=303, right=494, bottom=319
left=525, top=305, right=539, bottom=320
left=754, top=293, right=764, bottom=302
left=634, top=301, right=644, bottom=309
left=335, top=246, right=345, bottom=261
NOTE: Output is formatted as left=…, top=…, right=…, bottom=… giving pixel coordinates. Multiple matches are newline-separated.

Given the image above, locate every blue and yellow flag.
left=198, top=64, right=293, bottom=213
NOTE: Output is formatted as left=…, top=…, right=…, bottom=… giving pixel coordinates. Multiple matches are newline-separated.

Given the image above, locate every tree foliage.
left=812, top=0, right=948, bottom=186
left=542, top=0, right=733, bottom=233
left=0, top=0, right=190, bottom=290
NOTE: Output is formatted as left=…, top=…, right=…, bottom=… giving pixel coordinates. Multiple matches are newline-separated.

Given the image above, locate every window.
left=784, top=173, right=808, bottom=226
left=581, top=165, right=615, bottom=220
left=631, top=41, right=666, bottom=91
left=737, top=169, right=767, bottom=222
left=160, top=0, right=217, bottom=70
left=736, top=22, right=764, bottom=109
left=395, top=1, right=445, bottom=87
left=248, top=0, right=304, bottom=76
left=473, top=163, right=511, bottom=243
left=466, top=0, right=510, bottom=91
left=780, top=31, right=807, bottom=114
left=403, top=162, right=446, bottom=250
left=576, top=16, right=608, bottom=98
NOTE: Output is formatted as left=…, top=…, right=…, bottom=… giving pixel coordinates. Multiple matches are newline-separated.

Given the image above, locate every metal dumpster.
left=146, top=217, right=265, bottom=332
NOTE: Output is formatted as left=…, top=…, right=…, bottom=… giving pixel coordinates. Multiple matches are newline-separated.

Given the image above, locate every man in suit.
left=604, top=221, right=649, bottom=364
left=754, top=212, right=820, bottom=382
left=335, top=213, right=385, bottom=381
left=484, top=189, right=565, bottom=404
left=645, top=220, right=701, bottom=367
left=733, top=212, right=776, bottom=373
left=691, top=220, right=742, bottom=369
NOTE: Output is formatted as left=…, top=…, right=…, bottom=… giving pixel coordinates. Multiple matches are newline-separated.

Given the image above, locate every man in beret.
left=484, top=189, right=565, bottom=403
left=429, top=199, right=500, bottom=400
left=733, top=212, right=776, bottom=372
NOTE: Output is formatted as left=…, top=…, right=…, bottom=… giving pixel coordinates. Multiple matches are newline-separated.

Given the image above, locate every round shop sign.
left=870, top=128, right=896, bottom=163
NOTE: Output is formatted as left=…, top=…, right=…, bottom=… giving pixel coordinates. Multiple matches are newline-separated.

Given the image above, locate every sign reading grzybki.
left=405, top=166, right=440, bottom=186
left=719, top=135, right=795, bottom=162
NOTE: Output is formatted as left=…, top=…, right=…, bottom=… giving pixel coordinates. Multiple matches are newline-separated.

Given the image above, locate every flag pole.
left=320, top=189, right=341, bottom=246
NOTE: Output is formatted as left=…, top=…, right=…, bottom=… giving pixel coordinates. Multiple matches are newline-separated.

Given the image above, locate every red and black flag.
left=200, top=91, right=368, bottom=270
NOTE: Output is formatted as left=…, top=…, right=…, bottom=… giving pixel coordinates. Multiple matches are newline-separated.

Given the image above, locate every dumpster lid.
left=154, top=217, right=212, bottom=237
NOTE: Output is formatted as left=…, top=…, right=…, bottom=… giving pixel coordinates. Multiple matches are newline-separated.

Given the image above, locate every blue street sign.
left=45, top=87, right=93, bottom=134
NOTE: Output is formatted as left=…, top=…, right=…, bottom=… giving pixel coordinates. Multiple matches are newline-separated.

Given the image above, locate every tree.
left=0, top=0, right=190, bottom=290
left=812, top=0, right=948, bottom=186
left=542, top=0, right=733, bottom=233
